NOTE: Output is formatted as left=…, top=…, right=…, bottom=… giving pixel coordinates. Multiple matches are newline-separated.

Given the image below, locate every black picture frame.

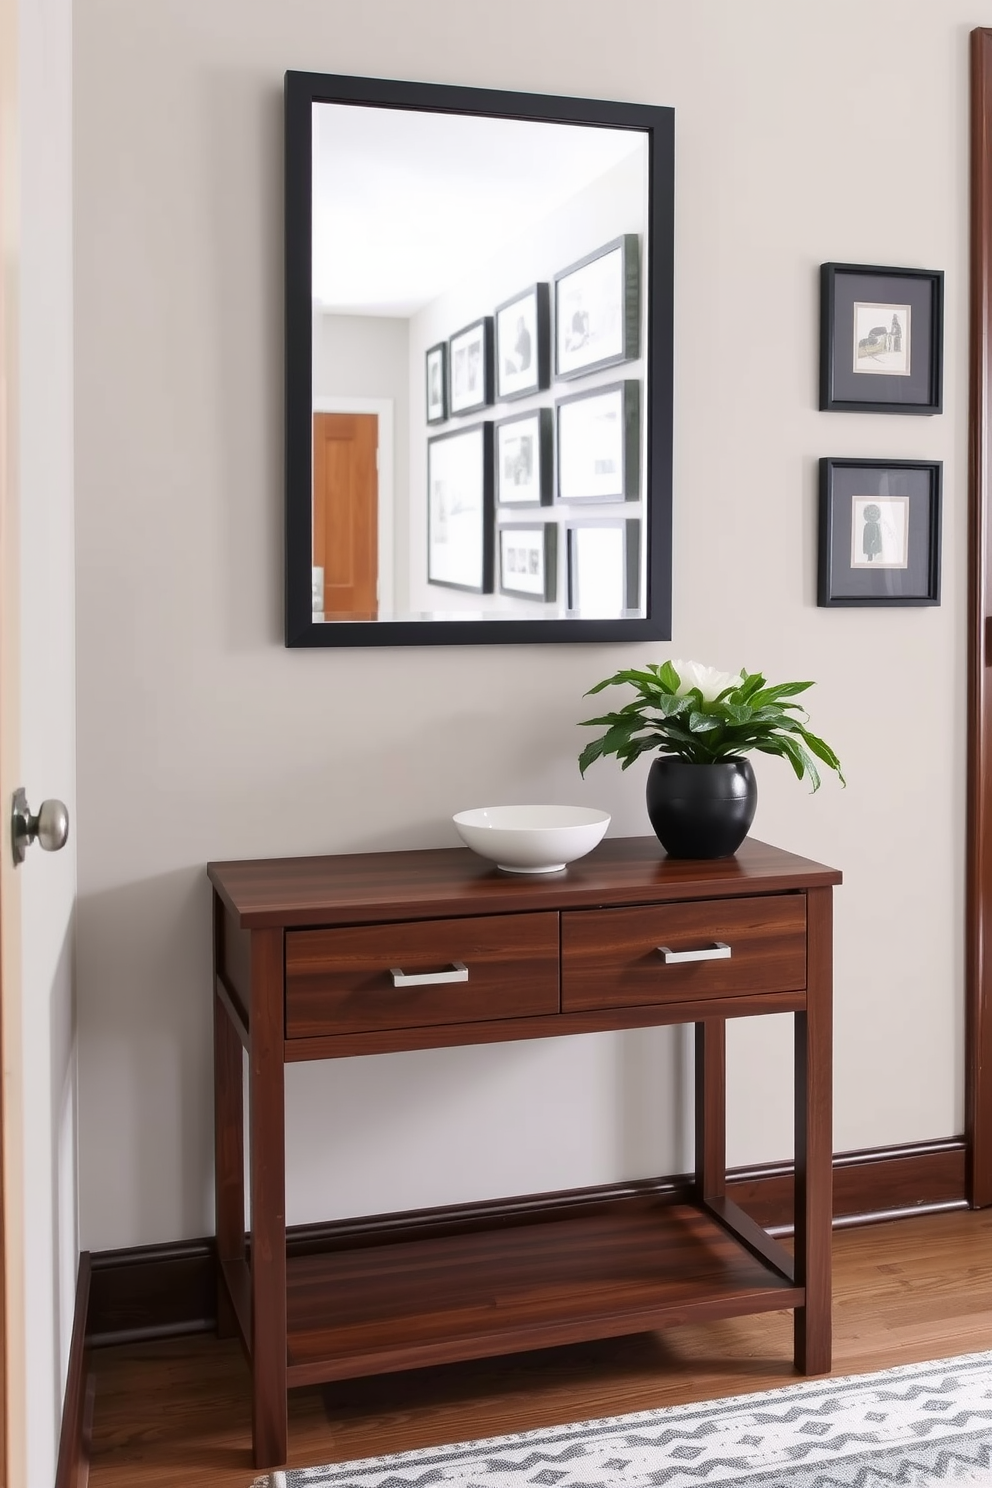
left=425, top=342, right=448, bottom=424
left=494, top=283, right=551, bottom=401
left=498, top=523, right=557, bottom=601
left=448, top=316, right=494, bottom=416
left=556, top=380, right=640, bottom=503
left=495, top=408, right=553, bottom=508
left=554, top=234, right=640, bottom=381
left=565, top=518, right=640, bottom=616
left=427, top=423, right=495, bottom=594
left=285, top=70, right=674, bottom=647
left=819, top=263, right=943, bottom=415
left=818, top=458, right=941, bottom=606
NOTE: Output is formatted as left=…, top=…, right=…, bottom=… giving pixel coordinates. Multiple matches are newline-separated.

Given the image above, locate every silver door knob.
left=11, top=788, right=70, bottom=866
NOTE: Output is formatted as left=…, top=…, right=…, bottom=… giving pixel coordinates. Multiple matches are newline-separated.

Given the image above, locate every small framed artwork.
left=427, top=423, right=495, bottom=593
left=425, top=342, right=448, bottom=425
left=495, top=408, right=553, bottom=508
left=448, top=316, right=494, bottom=416
left=820, top=263, right=943, bottom=414
left=498, top=523, right=557, bottom=602
left=554, top=234, right=640, bottom=381
left=818, top=458, right=941, bottom=606
left=566, top=518, right=641, bottom=617
left=494, top=283, right=550, bottom=401
left=556, top=381, right=640, bottom=503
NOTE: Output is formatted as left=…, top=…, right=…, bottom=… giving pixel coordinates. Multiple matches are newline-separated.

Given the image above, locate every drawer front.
left=561, top=895, right=806, bottom=1012
left=286, top=912, right=559, bottom=1038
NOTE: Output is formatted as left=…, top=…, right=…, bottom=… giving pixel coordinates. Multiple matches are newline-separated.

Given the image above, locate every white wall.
left=74, top=0, right=970, bottom=1252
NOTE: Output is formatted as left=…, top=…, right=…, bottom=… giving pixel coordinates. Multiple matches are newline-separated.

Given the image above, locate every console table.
left=208, top=835, right=840, bottom=1469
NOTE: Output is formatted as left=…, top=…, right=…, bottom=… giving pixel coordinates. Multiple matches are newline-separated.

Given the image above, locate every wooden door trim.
left=968, top=27, right=992, bottom=1207
left=313, top=396, right=393, bottom=616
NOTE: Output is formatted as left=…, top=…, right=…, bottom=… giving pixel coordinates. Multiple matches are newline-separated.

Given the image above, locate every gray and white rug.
left=252, top=1350, right=992, bottom=1488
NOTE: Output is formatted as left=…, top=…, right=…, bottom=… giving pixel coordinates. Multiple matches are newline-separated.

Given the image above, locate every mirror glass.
left=285, top=74, right=673, bottom=647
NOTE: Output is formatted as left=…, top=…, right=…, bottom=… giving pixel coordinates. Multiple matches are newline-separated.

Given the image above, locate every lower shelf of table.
left=225, top=1194, right=804, bottom=1389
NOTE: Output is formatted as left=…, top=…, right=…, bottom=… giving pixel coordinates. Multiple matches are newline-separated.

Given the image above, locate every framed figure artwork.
left=425, top=342, right=448, bottom=424
left=427, top=423, right=495, bottom=593
left=495, top=408, right=553, bottom=508
left=498, top=523, right=557, bottom=601
left=554, top=235, right=640, bottom=380
left=818, top=458, right=941, bottom=606
left=556, top=381, right=640, bottom=503
left=494, top=284, right=550, bottom=401
left=449, top=317, right=494, bottom=415
left=819, top=263, right=943, bottom=414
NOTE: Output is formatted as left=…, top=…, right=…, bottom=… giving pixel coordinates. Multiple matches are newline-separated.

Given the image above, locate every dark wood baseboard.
left=84, top=1137, right=967, bottom=1350
left=55, top=1251, right=93, bottom=1488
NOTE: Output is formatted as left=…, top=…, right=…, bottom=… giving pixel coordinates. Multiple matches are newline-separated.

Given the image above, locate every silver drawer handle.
left=389, top=960, right=469, bottom=988
left=657, top=942, right=731, bottom=964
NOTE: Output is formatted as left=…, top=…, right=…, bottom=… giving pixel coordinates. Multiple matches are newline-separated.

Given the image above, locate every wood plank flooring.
left=88, top=1209, right=992, bottom=1488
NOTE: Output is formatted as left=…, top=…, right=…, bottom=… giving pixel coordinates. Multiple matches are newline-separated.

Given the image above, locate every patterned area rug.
left=252, top=1352, right=992, bottom=1487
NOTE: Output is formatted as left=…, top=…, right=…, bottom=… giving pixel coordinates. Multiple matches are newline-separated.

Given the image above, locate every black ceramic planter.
left=645, top=758, right=757, bottom=859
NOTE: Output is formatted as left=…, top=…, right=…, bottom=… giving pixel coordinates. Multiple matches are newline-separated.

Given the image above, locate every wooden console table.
left=208, top=836, right=840, bottom=1469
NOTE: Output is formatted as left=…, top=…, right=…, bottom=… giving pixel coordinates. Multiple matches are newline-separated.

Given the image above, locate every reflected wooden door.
left=313, top=412, right=378, bottom=621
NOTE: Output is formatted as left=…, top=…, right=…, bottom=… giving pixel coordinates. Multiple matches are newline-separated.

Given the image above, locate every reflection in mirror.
left=286, top=74, right=674, bottom=646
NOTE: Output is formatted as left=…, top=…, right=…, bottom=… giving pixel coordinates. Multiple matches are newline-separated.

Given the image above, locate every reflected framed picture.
left=566, top=518, right=640, bottom=617
left=495, top=283, right=550, bottom=401
left=818, top=458, right=941, bottom=606
left=556, top=381, right=640, bottom=503
left=449, top=316, right=494, bottom=416
left=427, top=423, right=494, bottom=593
left=819, top=263, right=943, bottom=414
left=495, top=408, right=553, bottom=508
left=498, top=523, right=557, bottom=601
left=554, top=234, right=640, bottom=381
left=425, top=342, right=447, bottom=424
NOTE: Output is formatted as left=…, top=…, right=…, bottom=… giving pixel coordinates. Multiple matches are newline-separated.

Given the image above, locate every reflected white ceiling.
left=311, top=103, right=646, bottom=317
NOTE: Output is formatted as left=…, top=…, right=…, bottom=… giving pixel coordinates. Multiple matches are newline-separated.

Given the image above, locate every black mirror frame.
left=285, top=70, right=674, bottom=648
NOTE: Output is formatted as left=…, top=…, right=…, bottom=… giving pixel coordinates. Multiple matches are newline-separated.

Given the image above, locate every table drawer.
left=561, top=895, right=806, bottom=1012
left=286, top=912, right=559, bottom=1038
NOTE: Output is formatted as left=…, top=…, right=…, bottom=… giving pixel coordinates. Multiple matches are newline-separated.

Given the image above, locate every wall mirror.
left=285, top=71, right=674, bottom=647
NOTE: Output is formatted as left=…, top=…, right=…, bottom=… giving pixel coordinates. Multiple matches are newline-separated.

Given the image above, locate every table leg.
left=212, top=942, right=244, bottom=1340
left=249, top=928, right=288, bottom=1469
left=794, top=885, right=833, bottom=1374
left=694, top=1019, right=726, bottom=1202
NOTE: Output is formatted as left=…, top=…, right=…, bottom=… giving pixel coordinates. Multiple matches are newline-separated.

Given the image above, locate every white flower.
left=671, top=659, right=743, bottom=703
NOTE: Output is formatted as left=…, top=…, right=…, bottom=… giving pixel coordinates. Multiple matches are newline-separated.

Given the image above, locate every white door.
left=0, top=0, right=78, bottom=1480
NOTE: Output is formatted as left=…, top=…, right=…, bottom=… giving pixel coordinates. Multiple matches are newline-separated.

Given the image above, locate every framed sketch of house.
left=819, top=263, right=943, bottom=414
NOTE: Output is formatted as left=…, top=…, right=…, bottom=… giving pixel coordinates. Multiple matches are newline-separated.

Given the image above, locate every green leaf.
left=657, top=659, right=681, bottom=693
left=794, top=726, right=846, bottom=784
left=688, top=710, right=722, bottom=733
left=737, top=671, right=767, bottom=702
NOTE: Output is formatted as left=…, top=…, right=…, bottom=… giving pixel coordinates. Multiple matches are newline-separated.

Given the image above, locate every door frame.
left=967, top=26, right=992, bottom=1207
left=313, top=397, right=394, bottom=618
left=0, top=0, right=24, bottom=1475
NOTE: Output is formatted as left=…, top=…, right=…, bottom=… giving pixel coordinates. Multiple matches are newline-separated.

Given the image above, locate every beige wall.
left=74, top=0, right=971, bottom=1251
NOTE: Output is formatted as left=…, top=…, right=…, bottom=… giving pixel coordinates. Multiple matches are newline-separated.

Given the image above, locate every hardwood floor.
left=88, top=1208, right=992, bottom=1487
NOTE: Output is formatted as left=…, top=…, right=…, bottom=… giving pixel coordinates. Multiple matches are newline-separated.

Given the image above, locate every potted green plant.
left=578, top=659, right=844, bottom=858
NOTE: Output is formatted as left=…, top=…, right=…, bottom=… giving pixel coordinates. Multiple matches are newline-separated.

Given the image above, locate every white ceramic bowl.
left=452, top=804, right=611, bottom=874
